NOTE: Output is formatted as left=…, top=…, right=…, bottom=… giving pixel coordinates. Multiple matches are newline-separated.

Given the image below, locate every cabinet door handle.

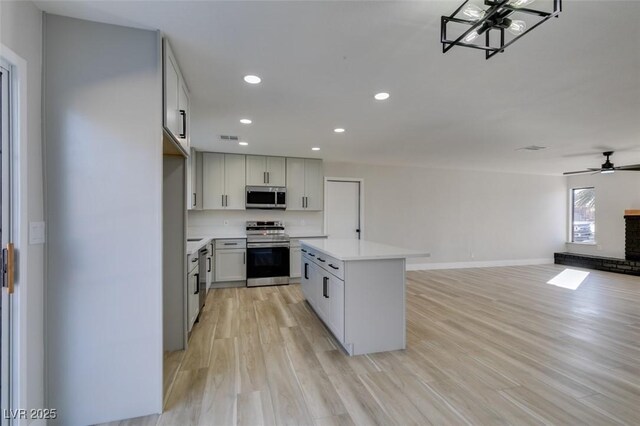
left=223, top=242, right=237, bottom=246
left=208, top=257, right=212, bottom=272
left=243, top=252, right=246, bottom=264
left=193, top=192, right=196, bottom=207
left=221, top=194, right=224, bottom=207
left=264, top=171, right=267, bottom=183
left=323, top=276, right=329, bottom=298
left=225, top=195, right=228, bottom=207
left=328, top=264, right=339, bottom=270
left=301, top=248, right=307, bottom=253
left=194, top=273, right=199, bottom=294
left=309, top=253, right=315, bottom=258
left=304, top=263, right=308, bottom=279
left=317, top=257, right=326, bottom=262
left=179, top=109, right=187, bottom=138
left=267, top=172, right=270, bottom=183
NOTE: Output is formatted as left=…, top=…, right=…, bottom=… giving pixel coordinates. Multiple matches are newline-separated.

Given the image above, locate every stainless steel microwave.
left=246, top=186, right=286, bottom=209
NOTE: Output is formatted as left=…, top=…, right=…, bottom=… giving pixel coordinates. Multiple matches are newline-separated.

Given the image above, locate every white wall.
left=0, top=0, right=46, bottom=420
left=566, top=172, right=640, bottom=259
left=43, top=15, right=163, bottom=425
left=324, top=162, right=566, bottom=268
left=188, top=209, right=323, bottom=236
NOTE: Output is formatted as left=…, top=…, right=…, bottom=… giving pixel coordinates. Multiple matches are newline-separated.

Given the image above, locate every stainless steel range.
left=246, top=221, right=290, bottom=287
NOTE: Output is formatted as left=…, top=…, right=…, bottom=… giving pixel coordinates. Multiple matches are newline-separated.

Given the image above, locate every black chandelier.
left=441, top=0, right=562, bottom=59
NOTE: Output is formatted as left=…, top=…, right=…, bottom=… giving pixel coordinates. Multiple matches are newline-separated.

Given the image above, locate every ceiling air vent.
left=220, top=135, right=239, bottom=141
left=518, top=145, right=547, bottom=151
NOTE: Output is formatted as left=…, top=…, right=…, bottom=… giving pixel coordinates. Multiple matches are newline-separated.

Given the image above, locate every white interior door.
left=326, top=180, right=361, bottom=239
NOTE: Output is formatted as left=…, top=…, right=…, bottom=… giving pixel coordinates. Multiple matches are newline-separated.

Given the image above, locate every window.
left=571, top=187, right=595, bottom=243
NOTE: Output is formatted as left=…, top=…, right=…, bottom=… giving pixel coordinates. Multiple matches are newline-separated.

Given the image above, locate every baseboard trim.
left=407, top=258, right=554, bottom=271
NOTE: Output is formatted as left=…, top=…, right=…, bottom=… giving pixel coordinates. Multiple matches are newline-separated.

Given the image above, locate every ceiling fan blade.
left=563, top=170, right=592, bottom=175
left=587, top=168, right=601, bottom=171
left=614, top=164, right=640, bottom=171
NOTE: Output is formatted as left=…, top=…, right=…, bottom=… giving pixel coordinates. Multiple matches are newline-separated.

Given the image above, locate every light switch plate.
left=29, top=221, right=46, bottom=245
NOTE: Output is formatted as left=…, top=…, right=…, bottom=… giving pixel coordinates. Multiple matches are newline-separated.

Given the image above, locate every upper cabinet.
left=286, top=158, right=323, bottom=211
left=246, top=155, right=286, bottom=187
left=187, top=149, right=202, bottom=210
left=202, top=153, right=246, bottom=210
left=163, top=39, right=190, bottom=155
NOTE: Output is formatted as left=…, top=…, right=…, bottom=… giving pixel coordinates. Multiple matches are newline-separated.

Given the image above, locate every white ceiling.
left=35, top=0, right=640, bottom=175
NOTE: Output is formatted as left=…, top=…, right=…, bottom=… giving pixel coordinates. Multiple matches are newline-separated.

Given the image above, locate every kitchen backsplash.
left=188, top=210, right=324, bottom=235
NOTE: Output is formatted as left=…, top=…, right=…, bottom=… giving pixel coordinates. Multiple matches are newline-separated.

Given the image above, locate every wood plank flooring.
left=105, top=265, right=640, bottom=425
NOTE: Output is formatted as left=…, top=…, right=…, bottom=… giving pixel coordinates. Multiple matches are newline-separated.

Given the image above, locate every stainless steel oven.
left=246, top=186, right=286, bottom=210
left=246, top=221, right=290, bottom=287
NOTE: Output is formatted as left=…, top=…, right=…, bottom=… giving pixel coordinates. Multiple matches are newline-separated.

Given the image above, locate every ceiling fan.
left=564, top=151, right=640, bottom=175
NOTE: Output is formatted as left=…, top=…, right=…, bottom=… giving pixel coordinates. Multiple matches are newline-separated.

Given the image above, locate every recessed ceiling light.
left=374, top=92, right=390, bottom=101
left=243, top=75, right=261, bottom=84
left=240, top=119, right=252, bottom=124
left=312, top=147, right=320, bottom=151
left=238, top=141, right=248, bottom=146
left=334, top=128, right=345, bottom=133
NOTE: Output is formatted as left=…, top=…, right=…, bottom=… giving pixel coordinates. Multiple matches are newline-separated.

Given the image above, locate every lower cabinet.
left=215, top=247, right=246, bottom=282
left=206, top=243, right=214, bottom=289
left=301, top=253, right=345, bottom=344
left=290, top=244, right=302, bottom=279
left=187, top=264, right=200, bottom=331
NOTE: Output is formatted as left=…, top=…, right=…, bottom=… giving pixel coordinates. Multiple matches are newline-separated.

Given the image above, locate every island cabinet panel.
left=300, top=241, right=409, bottom=356
left=343, top=259, right=405, bottom=355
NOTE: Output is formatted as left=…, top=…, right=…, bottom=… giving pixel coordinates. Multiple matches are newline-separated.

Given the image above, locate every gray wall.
left=0, top=0, right=45, bottom=414
left=324, top=161, right=567, bottom=267
left=43, top=14, right=163, bottom=424
left=566, top=172, right=640, bottom=258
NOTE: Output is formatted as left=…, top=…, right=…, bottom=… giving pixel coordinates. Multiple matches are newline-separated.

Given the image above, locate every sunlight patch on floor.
left=547, top=268, right=590, bottom=290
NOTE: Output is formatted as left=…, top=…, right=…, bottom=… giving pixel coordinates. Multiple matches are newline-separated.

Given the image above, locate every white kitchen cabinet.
left=325, top=272, right=345, bottom=342
left=187, top=149, right=202, bottom=210
left=286, top=158, right=323, bottom=211
left=304, top=159, right=323, bottom=210
left=246, top=155, right=286, bottom=187
left=206, top=242, right=214, bottom=289
left=215, top=247, right=246, bottom=282
left=202, top=153, right=246, bottom=210
left=290, top=237, right=327, bottom=280
left=301, top=254, right=321, bottom=310
left=187, top=259, right=200, bottom=331
left=163, top=39, right=190, bottom=154
left=224, top=154, right=246, bottom=209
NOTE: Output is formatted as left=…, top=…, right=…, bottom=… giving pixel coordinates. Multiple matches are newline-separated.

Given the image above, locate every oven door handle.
left=247, top=243, right=290, bottom=248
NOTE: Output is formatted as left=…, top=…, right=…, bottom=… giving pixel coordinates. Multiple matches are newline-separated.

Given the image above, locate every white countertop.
left=289, top=232, right=329, bottom=239
left=186, top=232, right=327, bottom=257
left=299, top=238, right=430, bottom=261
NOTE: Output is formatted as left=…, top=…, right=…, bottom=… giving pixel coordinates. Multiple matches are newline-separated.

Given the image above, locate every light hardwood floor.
left=106, top=265, right=640, bottom=425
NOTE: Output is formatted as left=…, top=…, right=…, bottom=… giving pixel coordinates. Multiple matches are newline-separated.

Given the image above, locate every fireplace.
left=625, top=210, right=640, bottom=261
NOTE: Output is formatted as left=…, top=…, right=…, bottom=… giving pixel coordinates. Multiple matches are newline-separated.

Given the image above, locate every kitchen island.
left=299, top=239, right=429, bottom=355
